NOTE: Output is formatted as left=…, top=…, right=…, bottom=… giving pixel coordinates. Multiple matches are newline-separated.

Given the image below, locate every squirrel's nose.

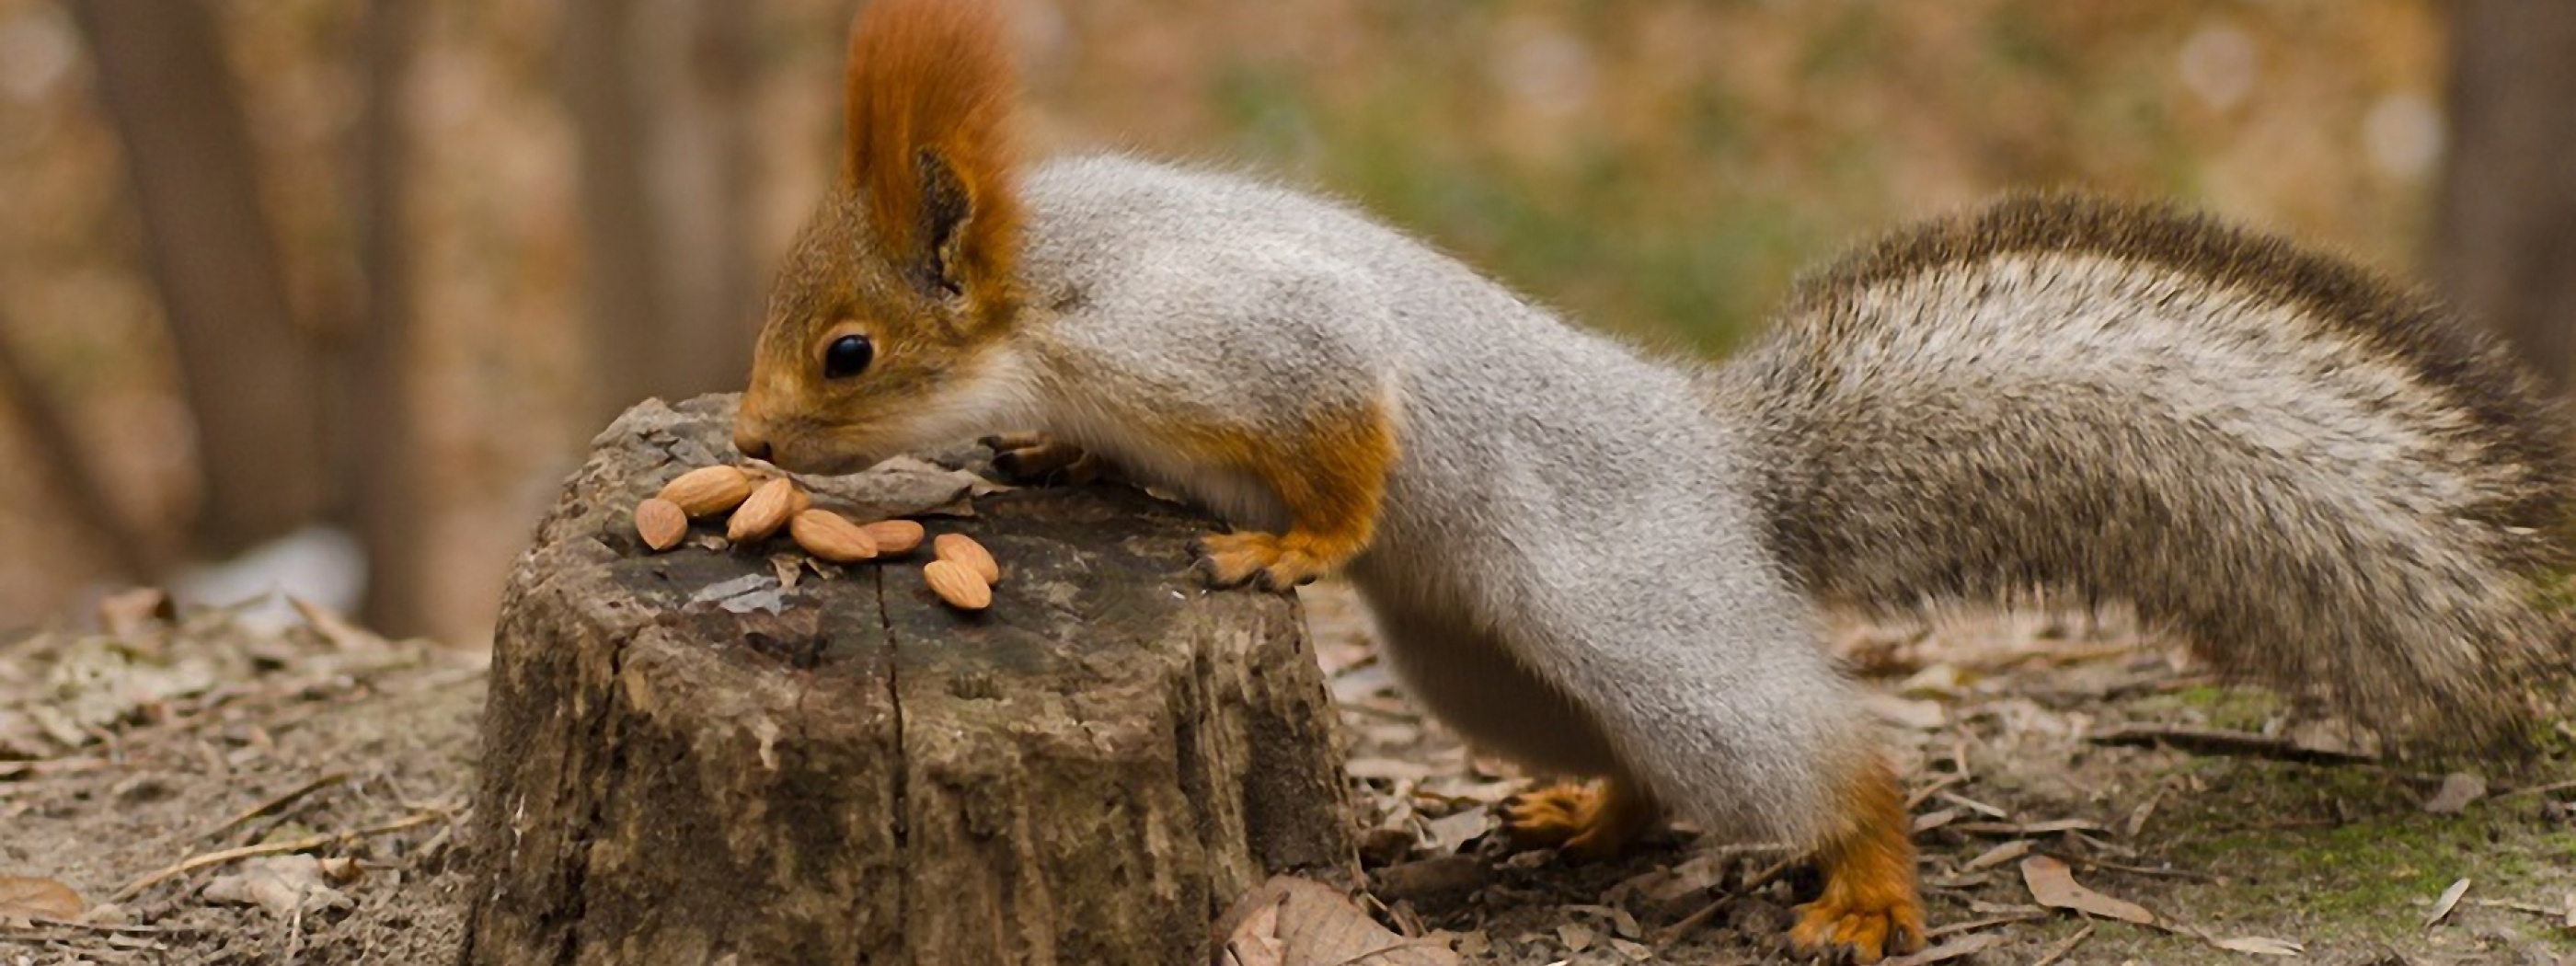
left=733, top=426, right=773, bottom=462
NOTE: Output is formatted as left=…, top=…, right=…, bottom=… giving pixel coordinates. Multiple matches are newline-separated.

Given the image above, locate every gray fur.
left=973, top=158, right=2571, bottom=849
left=1725, top=194, right=2574, bottom=753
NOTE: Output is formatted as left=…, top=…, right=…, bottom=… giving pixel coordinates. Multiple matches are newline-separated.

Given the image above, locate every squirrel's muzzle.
left=731, top=405, right=776, bottom=462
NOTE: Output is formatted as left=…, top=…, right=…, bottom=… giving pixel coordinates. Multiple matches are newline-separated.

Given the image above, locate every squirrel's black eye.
left=822, top=334, right=873, bottom=379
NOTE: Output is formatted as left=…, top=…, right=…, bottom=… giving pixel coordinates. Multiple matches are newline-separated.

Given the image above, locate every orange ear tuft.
left=845, top=0, right=1021, bottom=314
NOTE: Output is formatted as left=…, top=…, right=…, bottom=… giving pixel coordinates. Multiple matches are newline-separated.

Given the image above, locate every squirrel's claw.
left=1501, top=779, right=1657, bottom=862
left=1788, top=895, right=1924, bottom=965
left=984, top=432, right=1101, bottom=486
left=1191, top=531, right=1326, bottom=592
left=1790, top=761, right=1924, bottom=964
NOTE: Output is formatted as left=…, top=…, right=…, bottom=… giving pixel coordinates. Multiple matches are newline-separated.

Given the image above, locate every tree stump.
left=463, top=397, right=1353, bottom=966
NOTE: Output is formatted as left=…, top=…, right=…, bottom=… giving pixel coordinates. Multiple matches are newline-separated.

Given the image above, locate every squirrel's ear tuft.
left=845, top=0, right=1021, bottom=316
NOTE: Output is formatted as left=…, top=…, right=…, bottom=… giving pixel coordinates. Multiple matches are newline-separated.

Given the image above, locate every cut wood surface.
left=463, top=396, right=1352, bottom=966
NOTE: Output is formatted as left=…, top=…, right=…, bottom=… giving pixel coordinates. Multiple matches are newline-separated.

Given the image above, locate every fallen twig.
left=2048, top=854, right=2215, bottom=881
left=198, top=773, right=351, bottom=843
left=1657, top=855, right=1803, bottom=944
left=114, top=809, right=451, bottom=901
left=1879, top=932, right=2004, bottom=966
left=2029, top=923, right=2095, bottom=966
left=2085, top=725, right=2373, bottom=765
left=6, top=915, right=169, bottom=936
left=2496, top=777, right=2576, bottom=800
left=1922, top=910, right=2050, bottom=938
left=2463, top=897, right=2567, bottom=922
left=1903, top=773, right=1967, bottom=811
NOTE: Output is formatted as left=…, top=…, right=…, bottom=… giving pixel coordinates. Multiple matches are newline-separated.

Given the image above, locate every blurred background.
left=0, top=0, right=2568, bottom=644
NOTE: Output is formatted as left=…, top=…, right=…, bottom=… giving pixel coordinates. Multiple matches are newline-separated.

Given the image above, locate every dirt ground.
left=4, top=572, right=2572, bottom=964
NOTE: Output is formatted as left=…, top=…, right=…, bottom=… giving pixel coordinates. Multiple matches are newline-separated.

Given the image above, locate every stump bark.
left=463, top=397, right=1353, bottom=966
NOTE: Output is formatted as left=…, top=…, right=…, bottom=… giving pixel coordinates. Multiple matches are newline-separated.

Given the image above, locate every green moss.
left=2131, top=684, right=2280, bottom=731
left=2153, top=761, right=2576, bottom=948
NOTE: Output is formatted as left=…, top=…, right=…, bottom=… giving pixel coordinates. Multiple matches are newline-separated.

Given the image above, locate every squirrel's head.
left=734, top=0, right=1022, bottom=475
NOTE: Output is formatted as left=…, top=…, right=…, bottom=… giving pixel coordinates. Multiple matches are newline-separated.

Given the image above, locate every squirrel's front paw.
left=982, top=432, right=1101, bottom=486
left=1792, top=886, right=1937, bottom=966
left=1190, top=532, right=1328, bottom=591
left=1501, top=779, right=1656, bottom=862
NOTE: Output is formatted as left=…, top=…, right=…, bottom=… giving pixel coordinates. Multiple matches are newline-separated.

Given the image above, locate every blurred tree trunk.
left=0, top=324, right=159, bottom=579
left=343, top=0, right=428, bottom=636
left=560, top=0, right=761, bottom=425
left=66, top=0, right=327, bottom=556
left=2435, top=1, right=2576, bottom=391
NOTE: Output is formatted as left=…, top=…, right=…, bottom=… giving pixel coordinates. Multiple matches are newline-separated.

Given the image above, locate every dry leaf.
left=95, top=588, right=174, bottom=638
left=1346, top=758, right=1439, bottom=783
left=1936, top=790, right=2009, bottom=819
left=1213, top=876, right=1461, bottom=966
left=1880, top=932, right=2006, bottom=966
left=1222, top=891, right=1286, bottom=966
left=1420, top=809, right=1493, bottom=855
left=1963, top=840, right=2034, bottom=871
left=1556, top=923, right=1594, bottom=952
left=1897, top=662, right=1964, bottom=697
left=289, top=596, right=388, bottom=651
left=2125, top=785, right=2168, bottom=838
left=1955, top=819, right=2104, bottom=836
left=1412, top=776, right=1521, bottom=806
left=2425, top=878, right=2469, bottom=927
left=1865, top=693, right=1947, bottom=730
left=1634, top=853, right=1732, bottom=903
left=1372, top=857, right=1486, bottom=906
left=0, top=875, right=86, bottom=921
left=2020, top=855, right=2156, bottom=925
left=1606, top=905, right=1642, bottom=939
left=799, top=455, right=1006, bottom=520
left=316, top=857, right=362, bottom=886
left=686, top=573, right=786, bottom=615
left=202, top=855, right=351, bottom=918
left=2421, top=773, right=2486, bottom=815
left=1453, top=931, right=1490, bottom=957
left=2209, top=936, right=2304, bottom=955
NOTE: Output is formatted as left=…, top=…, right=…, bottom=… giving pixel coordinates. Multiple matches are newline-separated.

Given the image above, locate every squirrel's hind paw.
left=1191, top=532, right=1329, bottom=591
left=983, top=432, right=1101, bottom=486
left=1501, top=779, right=1656, bottom=862
left=1789, top=895, right=1925, bottom=964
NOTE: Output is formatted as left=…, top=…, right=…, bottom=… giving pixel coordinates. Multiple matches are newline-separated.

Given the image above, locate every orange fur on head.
left=845, top=0, right=1022, bottom=317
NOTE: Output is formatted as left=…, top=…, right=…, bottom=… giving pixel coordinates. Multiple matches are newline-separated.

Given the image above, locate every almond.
left=934, top=533, right=1001, bottom=584
left=634, top=497, right=688, bottom=551
left=658, top=465, right=755, bottom=517
left=924, top=558, right=992, bottom=611
left=790, top=509, right=879, bottom=563
left=727, top=477, right=800, bottom=543
left=859, top=519, right=926, bottom=556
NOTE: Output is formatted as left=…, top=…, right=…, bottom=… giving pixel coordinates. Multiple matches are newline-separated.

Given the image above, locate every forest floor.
left=3, top=574, right=2572, bottom=964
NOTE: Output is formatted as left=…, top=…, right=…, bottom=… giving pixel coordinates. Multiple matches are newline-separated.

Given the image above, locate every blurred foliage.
left=0, top=0, right=2444, bottom=637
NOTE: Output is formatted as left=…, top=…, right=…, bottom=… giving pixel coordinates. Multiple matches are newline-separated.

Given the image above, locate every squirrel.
left=730, top=0, right=2576, bottom=960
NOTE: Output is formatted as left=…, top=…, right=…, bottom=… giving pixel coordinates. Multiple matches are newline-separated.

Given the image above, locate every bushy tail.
left=1719, top=193, right=2576, bottom=753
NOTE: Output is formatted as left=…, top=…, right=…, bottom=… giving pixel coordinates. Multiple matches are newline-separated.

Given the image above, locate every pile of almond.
left=634, top=465, right=1000, bottom=612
